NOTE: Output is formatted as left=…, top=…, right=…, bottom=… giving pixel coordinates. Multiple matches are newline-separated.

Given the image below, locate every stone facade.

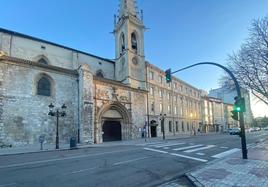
left=0, top=0, right=213, bottom=147
left=0, top=56, right=78, bottom=146
left=146, top=63, right=202, bottom=137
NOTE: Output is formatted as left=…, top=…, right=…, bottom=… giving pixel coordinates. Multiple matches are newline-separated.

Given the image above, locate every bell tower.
left=114, top=0, right=146, bottom=90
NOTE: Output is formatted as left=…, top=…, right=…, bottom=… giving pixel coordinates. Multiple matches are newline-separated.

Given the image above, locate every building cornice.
left=0, top=27, right=115, bottom=64
left=94, top=76, right=148, bottom=94
left=0, top=55, right=78, bottom=77
left=146, top=62, right=201, bottom=92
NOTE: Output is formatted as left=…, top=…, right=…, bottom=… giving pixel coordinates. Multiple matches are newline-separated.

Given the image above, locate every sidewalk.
left=0, top=133, right=191, bottom=156
left=186, top=141, right=268, bottom=187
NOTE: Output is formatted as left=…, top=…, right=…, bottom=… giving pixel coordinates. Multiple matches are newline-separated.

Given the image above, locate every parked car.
left=229, top=128, right=241, bottom=135
left=263, top=127, right=268, bottom=131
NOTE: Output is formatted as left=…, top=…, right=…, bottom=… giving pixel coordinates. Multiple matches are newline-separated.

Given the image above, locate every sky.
left=0, top=0, right=267, bottom=117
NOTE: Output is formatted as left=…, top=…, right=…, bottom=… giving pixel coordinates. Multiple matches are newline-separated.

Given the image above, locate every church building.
left=0, top=0, right=202, bottom=146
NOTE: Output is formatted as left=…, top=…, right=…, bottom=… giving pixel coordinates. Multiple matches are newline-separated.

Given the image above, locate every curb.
left=0, top=145, right=94, bottom=157
left=185, top=173, right=204, bottom=187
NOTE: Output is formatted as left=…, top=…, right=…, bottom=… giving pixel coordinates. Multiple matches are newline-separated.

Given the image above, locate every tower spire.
left=118, top=0, right=138, bottom=18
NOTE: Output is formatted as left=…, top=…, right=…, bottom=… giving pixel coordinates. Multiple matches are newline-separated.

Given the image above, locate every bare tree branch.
left=220, top=16, right=268, bottom=106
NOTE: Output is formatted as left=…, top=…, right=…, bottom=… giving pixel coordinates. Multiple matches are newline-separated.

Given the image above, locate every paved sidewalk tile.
left=187, top=156, right=268, bottom=187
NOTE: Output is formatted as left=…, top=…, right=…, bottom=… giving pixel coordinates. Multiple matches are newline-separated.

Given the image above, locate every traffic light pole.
left=171, top=62, right=248, bottom=159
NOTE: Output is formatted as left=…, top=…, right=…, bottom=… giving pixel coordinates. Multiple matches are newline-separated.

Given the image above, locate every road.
left=0, top=131, right=267, bottom=187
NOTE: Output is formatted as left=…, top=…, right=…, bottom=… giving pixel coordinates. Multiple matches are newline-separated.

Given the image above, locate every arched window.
left=37, top=77, right=51, bottom=96
left=120, top=33, right=125, bottom=53
left=38, top=58, right=48, bottom=65
left=131, top=32, right=138, bottom=53
left=96, top=70, right=104, bottom=78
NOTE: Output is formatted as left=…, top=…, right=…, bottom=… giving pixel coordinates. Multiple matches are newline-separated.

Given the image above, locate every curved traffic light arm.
left=170, top=62, right=248, bottom=159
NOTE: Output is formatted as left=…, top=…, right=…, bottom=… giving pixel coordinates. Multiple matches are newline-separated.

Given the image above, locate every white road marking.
left=184, top=145, right=216, bottom=153
left=0, top=148, right=141, bottom=169
left=153, top=142, right=185, bottom=148
left=113, top=156, right=150, bottom=166
left=163, top=147, right=169, bottom=149
left=170, top=153, right=208, bottom=162
left=196, top=152, right=205, bottom=156
left=220, top=146, right=228, bottom=149
left=136, top=141, right=163, bottom=146
left=0, top=183, right=17, bottom=187
left=143, top=148, right=168, bottom=154
left=211, top=148, right=241, bottom=158
left=173, top=144, right=203, bottom=151
left=65, top=166, right=98, bottom=175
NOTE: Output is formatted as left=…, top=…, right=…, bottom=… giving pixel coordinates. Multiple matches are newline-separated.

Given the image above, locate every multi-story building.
left=0, top=0, right=202, bottom=147
left=201, top=95, right=224, bottom=132
left=200, top=95, right=214, bottom=132
left=224, top=103, right=239, bottom=129
left=146, top=64, right=202, bottom=137
left=209, top=87, right=253, bottom=128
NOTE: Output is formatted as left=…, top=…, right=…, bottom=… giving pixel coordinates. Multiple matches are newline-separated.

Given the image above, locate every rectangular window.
left=159, top=75, right=163, bottom=84
left=150, top=87, right=154, bottom=96
left=151, top=102, right=155, bottom=112
left=182, top=122, right=185, bottom=132
left=149, top=71, right=154, bottom=80
left=169, top=121, right=172, bottom=132
left=159, top=103, right=163, bottom=112
left=159, top=90, right=163, bottom=98
left=167, top=93, right=170, bottom=100
left=168, top=105, right=171, bottom=114
left=174, top=106, right=177, bottom=115
left=176, top=121, right=179, bottom=132
left=173, top=83, right=177, bottom=89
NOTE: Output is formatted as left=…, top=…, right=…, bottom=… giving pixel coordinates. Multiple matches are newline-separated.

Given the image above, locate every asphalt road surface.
left=0, top=131, right=267, bottom=187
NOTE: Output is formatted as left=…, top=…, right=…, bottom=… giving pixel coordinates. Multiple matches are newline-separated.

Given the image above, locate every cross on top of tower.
left=118, top=0, right=139, bottom=18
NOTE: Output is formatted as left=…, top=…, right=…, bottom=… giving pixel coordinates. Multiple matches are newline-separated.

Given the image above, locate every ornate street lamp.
left=48, top=103, right=67, bottom=149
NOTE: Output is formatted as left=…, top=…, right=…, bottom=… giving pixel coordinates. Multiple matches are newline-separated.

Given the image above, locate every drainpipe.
left=145, top=64, right=150, bottom=138
left=77, top=77, right=80, bottom=143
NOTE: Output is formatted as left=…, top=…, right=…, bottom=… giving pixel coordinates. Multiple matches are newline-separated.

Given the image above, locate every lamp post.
left=48, top=103, right=67, bottom=149
left=159, top=113, right=166, bottom=140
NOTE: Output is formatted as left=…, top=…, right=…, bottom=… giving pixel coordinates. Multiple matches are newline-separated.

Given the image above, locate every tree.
left=225, top=16, right=268, bottom=105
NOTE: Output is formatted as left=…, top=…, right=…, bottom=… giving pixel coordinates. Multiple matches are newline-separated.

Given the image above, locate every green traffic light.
left=235, top=107, right=241, bottom=112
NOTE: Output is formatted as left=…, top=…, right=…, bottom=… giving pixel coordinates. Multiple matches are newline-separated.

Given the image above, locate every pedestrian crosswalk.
left=139, top=140, right=241, bottom=162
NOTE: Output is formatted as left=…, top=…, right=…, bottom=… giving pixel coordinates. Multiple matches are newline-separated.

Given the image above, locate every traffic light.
left=234, top=96, right=246, bottom=113
left=231, top=110, right=239, bottom=121
left=165, top=69, right=172, bottom=83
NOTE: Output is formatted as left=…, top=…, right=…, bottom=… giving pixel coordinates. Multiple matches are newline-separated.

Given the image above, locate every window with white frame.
left=168, top=105, right=171, bottom=114
left=150, top=87, right=154, bottom=96
left=159, top=90, right=163, bottom=98
left=149, top=71, right=154, bottom=80
left=158, top=75, right=163, bottom=84
left=159, top=103, right=163, bottom=112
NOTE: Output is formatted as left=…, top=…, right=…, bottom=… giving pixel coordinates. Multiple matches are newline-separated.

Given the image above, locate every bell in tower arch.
left=131, top=32, right=138, bottom=53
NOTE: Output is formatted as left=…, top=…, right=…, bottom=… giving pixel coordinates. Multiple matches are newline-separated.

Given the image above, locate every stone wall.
left=0, top=31, right=115, bottom=79
left=0, top=60, right=78, bottom=146
left=94, top=79, right=146, bottom=142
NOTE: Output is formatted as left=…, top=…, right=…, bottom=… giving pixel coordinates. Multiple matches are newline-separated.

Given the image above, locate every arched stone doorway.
left=95, top=102, right=131, bottom=143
